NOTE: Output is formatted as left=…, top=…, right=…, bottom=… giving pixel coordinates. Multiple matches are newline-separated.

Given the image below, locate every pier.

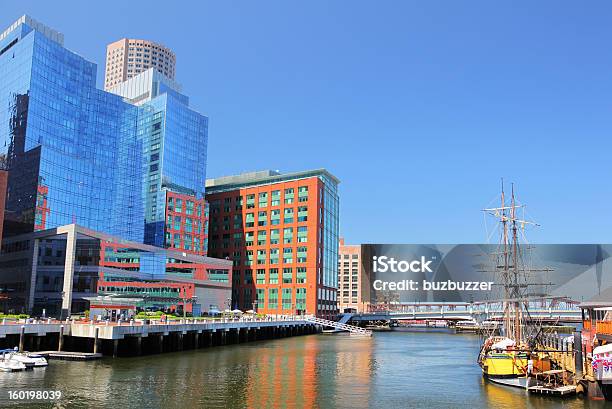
left=0, top=317, right=319, bottom=357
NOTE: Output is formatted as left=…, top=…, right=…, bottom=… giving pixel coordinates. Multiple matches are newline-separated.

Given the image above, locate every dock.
left=36, top=351, right=102, bottom=361
left=527, top=385, right=577, bottom=396
left=0, top=317, right=320, bottom=357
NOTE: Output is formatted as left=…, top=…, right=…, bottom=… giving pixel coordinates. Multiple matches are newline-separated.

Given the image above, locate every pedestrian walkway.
left=305, top=316, right=372, bottom=336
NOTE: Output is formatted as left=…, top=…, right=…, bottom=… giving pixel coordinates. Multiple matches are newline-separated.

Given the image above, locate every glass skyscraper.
left=0, top=15, right=219, bottom=316
left=108, top=65, right=209, bottom=253
left=0, top=15, right=143, bottom=241
left=0, top=16, right=209, bottom=251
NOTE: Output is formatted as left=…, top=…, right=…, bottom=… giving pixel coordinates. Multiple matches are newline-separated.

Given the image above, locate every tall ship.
left=477, top=182, right=552, bottom=389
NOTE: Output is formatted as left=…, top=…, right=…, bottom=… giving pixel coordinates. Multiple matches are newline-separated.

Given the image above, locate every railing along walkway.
left=305, top=316, right=372, bottom=336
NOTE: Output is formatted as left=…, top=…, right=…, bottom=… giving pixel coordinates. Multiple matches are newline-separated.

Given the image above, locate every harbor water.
left=0, top=329, right=605, bottom=408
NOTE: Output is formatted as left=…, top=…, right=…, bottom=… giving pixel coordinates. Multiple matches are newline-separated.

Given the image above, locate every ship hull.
left=485, top=374, right=538, bottom=389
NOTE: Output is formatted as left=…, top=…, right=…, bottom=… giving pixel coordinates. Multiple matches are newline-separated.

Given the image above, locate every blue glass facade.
left=0, top=20, right=144, bottom=241
left=139, top=93, right=208, bottom=248
left=103, top=44, right=209, bottom=251
left=0, top=17, right=208, bottom=247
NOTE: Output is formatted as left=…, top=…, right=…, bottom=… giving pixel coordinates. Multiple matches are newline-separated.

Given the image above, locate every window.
left=297, top=226, right=308, bottom=243
left=270, top=229, right=280, bottom=245
left=282, top=288, right=292, bottom=310
left=271, top=209, right=281, bottom=225
left=245, top=213, right=255, bottom=228
left=297, top=246, right=307, bottom=263
left=257, top=249, right=267, bottom=265
left=258, top=211, right=267, bottom=227
left=246, top=194, right=255, bottom=209
left=270, top=248, right=279, bottom=265
left=296, top=288, right=306, bottom=310
left=271, top=190, right=281, bottom=206
left=283, top=227, right=293, bottom=244
left=282, top=267, right=293, bottom=283
left=256, top=269, right=266, bottom=284
left=283, top=248, right=293, bottom=264
left=258, top=192, right=268, bottom=208
left=298, top=206, right=308, bottom=222
left=257, top=230, right=267, bottom=246
left=284, top=208, right=294, bottom=224
left=296, top=267, right=307, bottom=283
left=269, top=268, right=279, bottom=284
left=284, top=188, right=294, bottom=204
left=268, top=288, right=278, bottom=309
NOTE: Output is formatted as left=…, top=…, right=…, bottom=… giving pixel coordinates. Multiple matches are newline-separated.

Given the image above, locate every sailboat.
left=477, top=182, right=551, bottom=389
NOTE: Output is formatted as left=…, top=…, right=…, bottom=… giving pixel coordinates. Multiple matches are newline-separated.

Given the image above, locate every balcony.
left=596, top=321, right=612, bottom=335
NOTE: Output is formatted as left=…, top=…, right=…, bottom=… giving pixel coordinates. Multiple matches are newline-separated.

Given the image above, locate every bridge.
left=345, top=299, right=582, bottom=323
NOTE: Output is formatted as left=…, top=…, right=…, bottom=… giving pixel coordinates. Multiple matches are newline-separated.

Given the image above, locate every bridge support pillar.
left=58, top=326, right=64, bottom=351
left=93, top=327, right=100, bottom=354
left=18, top=326, right=25, bottom=352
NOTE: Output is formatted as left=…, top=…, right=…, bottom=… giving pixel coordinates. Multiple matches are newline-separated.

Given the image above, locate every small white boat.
left=0, top=353, right=26, bottom=372
left=455, top=320, right=479, bottom=332
left=12, top=353, right=48, bottom=368
left=0, top=349, right=48, bottom=369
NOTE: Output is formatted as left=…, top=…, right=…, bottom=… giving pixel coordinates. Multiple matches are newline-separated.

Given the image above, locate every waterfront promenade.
left=0, top=316, right=318, bottom=357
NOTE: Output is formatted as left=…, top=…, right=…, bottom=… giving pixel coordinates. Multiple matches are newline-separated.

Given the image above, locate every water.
left=0, top=329, right=607, bottom=408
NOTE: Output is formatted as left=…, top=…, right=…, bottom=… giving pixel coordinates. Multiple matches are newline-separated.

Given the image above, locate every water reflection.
left=0, top=331, right=599, bottom=408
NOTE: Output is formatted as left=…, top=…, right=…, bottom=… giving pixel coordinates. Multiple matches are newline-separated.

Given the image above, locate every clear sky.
left=4, top=1, right=612, bottom=244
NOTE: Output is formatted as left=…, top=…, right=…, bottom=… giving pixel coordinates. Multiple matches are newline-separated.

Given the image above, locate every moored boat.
left=455, top=320, right=479, bottom=332
left=0, top=349, right=48, bottom=369
left=477, top=183, right=553, bottom=391
left=0, top=351, right=26, bottom=372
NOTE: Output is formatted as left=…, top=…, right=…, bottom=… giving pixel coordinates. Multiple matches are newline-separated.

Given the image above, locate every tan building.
left=104, top=38, right=176, bottom=90
left=337, top=238, right=365, bottom=312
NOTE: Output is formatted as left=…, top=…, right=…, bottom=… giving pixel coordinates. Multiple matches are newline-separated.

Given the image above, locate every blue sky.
left=4, top=1, right=612, bottom=244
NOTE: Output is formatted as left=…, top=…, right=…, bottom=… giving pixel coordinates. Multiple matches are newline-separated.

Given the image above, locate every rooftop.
left=0, top=15, right=64, bottom=46
left=579, top=286, right=612, bottom=309
left=205, top=169, right=340, bottom=193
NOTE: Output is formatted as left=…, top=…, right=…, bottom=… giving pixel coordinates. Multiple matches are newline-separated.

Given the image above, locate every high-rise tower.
left=104, top=38, right=176, bottom=91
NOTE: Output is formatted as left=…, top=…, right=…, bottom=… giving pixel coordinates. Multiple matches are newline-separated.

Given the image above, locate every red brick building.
left=205, top=170, right=339, bottom=318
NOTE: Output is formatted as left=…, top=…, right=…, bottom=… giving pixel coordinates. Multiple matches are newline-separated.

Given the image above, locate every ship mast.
left=482, top=180, right=539, bottom=344
left=511, top=184, right=521, bottom=343
left=501, top=181, right=511, bottom=338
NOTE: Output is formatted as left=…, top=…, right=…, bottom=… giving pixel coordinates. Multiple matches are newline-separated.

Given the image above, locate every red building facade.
left=164, top=191, right=208, bottom=256
left=206, top=170, right=339, bottom=318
